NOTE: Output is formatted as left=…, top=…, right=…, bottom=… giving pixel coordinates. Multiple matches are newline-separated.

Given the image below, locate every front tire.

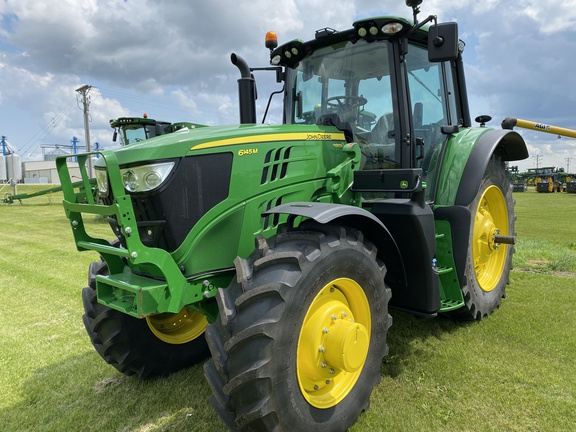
left=82, top=259, right=210, bottom=378
left=458, top=155, right=515, bottom=320
left=203, top=223, right=391, bottom=431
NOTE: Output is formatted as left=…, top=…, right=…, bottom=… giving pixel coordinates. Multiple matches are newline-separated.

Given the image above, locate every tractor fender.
left=264, top=202, right=407, bottom=287
left=455, top=129, right=527, bottom=206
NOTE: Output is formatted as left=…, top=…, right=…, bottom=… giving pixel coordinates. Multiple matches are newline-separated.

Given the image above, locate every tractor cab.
left=110, top=115, right=206, bottom=146
left=110, top=115, right=172, bottom=145
left=271, top=16, right=464, bottom=202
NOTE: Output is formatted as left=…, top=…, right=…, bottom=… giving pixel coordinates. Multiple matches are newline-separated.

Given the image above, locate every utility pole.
left=566, top=157, right=573, bottom=174
left=533, top=154, right=543, bottom=169
left=76, top=84, right=93, bottom=177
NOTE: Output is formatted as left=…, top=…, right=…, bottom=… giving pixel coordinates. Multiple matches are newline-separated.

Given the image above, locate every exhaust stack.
left=231, top=53, right=257, bottom=124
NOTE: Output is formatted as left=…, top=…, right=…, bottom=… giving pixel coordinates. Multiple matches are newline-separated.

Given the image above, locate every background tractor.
left=110, top=114, right=205, bottom=146
left=508, top=165, right=527, bottom=192
left=57, top=1, right=528, bottom=430
left=512, top=180, right=527, bottom=192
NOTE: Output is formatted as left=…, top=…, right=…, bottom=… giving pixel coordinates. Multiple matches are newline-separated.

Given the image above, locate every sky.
left=1, top=0, right=576, bottom=173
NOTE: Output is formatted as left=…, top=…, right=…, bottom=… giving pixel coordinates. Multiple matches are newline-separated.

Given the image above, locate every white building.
left=22, top=160, right=82, bottom=184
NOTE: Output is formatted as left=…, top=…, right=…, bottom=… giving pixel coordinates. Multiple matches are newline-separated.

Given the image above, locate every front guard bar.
left=56, top=152, right=201, bottom=318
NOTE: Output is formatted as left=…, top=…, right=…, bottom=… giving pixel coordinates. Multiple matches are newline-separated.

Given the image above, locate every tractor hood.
left=105, top=123, right=344, bottom=167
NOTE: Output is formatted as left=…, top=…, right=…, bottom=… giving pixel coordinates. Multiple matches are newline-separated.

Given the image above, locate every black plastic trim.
left=264, top=202, right=407, bottom=287
left=455, top=129, right=527, bottom=206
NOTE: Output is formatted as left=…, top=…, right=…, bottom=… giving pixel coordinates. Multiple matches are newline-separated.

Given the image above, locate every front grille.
left=106, top=153, right=232, bottom=252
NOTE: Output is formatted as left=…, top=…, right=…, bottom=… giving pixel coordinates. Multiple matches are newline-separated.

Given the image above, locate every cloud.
left=519, top=0, right=576, bottom=33
left=1, top=0, right=575, bottom=171
left=465, top=5, right=576, bottom=128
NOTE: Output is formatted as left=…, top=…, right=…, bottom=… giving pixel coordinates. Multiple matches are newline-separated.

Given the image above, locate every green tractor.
left=110, top=114, right=206, bottom=146
left=57, top=1, right=528, bottom=430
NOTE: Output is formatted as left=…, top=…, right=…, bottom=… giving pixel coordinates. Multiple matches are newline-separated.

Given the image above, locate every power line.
left=533, top=154, right=543, bottom=168
left=19, top=101, right=76, bottom=159
left=20, top=103, right=73, bottom=148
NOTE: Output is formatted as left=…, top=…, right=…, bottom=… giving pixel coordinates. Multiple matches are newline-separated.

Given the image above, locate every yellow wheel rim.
left=472, top=185, right=509, bottom=292
left=146, top=308, right=208, bottom=344
left=297, top=278, right=371, bottom=408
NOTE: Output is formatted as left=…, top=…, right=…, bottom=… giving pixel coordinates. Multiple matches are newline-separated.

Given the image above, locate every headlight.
left=95, top=168, right=109, bottom=197
left=120, top=161, right=175, bottom=193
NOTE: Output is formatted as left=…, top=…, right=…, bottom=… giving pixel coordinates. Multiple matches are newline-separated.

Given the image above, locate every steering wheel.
left=326, top=95, right=368, bottom=109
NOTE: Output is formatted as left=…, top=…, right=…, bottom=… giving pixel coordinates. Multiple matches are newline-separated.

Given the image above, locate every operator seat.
left=370, top=112, right=394, bottom=145
left=361, top=112, right=397, bottom=170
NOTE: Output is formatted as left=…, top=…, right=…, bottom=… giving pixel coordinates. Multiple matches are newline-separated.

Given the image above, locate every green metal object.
left=434, top=127, right=490, bottom=206
left=434, top=220, right=465, bottom=311
left=58, top=5, right=533, bottom=429
left=58, top=11, right=529, bottom=321
left=1, top=179, right=96, bottom=204
left=57, top=125, right=354, bottom=318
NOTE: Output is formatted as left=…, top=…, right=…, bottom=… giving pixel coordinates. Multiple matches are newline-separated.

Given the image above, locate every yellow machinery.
left=534, top=174, right=561, bottom=193
left=502, top=118, right=576, bottom=192
left=502, top=117, right=576, bottom=139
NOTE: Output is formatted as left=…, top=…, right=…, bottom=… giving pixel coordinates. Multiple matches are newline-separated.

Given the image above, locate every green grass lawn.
left=1, top=186, right=575, bottom=431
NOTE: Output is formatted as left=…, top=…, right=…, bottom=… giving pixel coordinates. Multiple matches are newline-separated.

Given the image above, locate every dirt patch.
left=94, top=375, right=126, bottom=393
left=515, top=267, right=575, bottom=278
left=525, top=259, right=550, bottom=267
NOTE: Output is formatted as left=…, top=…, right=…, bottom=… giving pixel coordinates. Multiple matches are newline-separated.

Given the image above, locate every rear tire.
left=203, top=223, right=391, bottom=431
left=456, top=155, right=515, bottom=320
left=82, top=259, right=210, bottom=378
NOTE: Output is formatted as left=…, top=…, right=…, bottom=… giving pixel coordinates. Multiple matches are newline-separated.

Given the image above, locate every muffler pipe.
left=231, top=53, right=256, bottom=124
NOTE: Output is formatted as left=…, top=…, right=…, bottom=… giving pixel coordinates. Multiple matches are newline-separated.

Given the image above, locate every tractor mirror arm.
left=407, top=14, right=437, bottom=36
left=250, top=66, right=285, bottom=83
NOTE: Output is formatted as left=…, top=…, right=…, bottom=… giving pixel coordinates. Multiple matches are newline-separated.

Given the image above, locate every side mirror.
left=155, top=123, right=164, bottom=137
left=428, top=22, right=459, bottom=62
left=112, top=130, right=118, bottom=142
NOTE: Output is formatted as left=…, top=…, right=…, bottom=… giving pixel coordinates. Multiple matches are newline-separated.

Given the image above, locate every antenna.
left=406, top=0, right=423, bottom=24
